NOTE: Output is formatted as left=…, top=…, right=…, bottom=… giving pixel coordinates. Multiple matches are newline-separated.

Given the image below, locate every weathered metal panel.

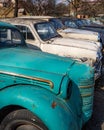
left=0, top=85, right=79, bottom=130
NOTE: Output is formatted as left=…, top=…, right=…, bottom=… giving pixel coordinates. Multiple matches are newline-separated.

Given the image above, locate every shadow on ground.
left=85, top=69, right=104, bottom=130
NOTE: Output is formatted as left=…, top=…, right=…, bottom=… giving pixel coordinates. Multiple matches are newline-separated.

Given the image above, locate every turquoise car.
left=0, top=22, right=94, bottom=130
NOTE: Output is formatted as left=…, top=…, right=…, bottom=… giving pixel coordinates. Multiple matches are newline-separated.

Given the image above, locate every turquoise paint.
left=0, top=22, right=95, bottom=130
left=67, top=62, right=94, bottom=124
left=0, top=21, right=18, bottom=29
left=0, top=85, right=79, bottom=130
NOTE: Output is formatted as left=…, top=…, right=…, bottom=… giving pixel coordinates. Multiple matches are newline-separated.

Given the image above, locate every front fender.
left=0, top=85, right=79, bottom=130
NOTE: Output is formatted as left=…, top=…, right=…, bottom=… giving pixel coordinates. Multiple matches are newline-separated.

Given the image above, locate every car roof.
left=18, top=16, right=54, bottom=19
left=0, top=21, right=17, bottom=29
left=0, top=18, right=48, bottom=25
left=58, top=17, right=76, bottom=22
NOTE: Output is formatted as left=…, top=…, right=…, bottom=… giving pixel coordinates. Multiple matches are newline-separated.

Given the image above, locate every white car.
left=49, top=18, right=100, bottom=40
left=1, top=18, right=102, bottom=79
left=18, top=16, right=102, bottom=45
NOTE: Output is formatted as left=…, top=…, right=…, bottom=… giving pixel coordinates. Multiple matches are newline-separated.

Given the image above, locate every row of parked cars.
left=1, top=16, right=103, bottom=79
left=0, top=16, right=103, bottom=130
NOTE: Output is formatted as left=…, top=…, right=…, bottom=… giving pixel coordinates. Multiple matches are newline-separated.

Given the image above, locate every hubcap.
left=4, top=120, right=42, bottom=130
left=17, top=124, right=38, bottom=130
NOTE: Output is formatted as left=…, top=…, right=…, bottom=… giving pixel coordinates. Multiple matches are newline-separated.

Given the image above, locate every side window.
left=0, top=28, right=7, bottom=41
left=0, top=28, right=22, bottom=46
left=11, top=29, right=22, bottom=44
left=15, top=25, right=35, bottom=40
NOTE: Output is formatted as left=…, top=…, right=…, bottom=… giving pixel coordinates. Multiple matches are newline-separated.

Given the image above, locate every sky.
left=57, top=0, right=63, bottom=3
left=56, top=0, right=95, bottom=4
left=56, top=0, right=68, bottom=4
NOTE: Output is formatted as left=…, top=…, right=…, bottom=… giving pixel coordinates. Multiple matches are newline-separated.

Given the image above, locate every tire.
left=0, top=109, right=48, bottom=130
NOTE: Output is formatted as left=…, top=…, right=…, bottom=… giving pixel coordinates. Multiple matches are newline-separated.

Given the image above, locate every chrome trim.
left=81, top=93, right=93, bottom=97
left=0, top=71, right=54, bottom=89
left=79, top=85, right=94, bottom=89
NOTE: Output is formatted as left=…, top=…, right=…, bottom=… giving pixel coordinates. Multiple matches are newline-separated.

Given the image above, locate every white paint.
left=59, top=28, right=99, bottom=42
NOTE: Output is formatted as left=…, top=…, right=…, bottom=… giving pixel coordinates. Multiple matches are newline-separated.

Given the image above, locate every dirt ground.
left=85, top=68, right=104, bottom=130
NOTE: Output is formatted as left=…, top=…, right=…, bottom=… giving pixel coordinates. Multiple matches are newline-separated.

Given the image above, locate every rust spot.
left=51, top=101, right=57, bottom=109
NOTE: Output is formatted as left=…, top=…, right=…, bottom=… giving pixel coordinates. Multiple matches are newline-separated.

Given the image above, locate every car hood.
left=51, top=37, right=99, bottom=51
left=0, top=47, right=76, bottom=94
left=81, top=26, right=103, bottom=33
left=62, top=28, right=98, bottom=35
left=84, top=24, right=104, bottom=29
left=58, top=28, right=99, bottom=42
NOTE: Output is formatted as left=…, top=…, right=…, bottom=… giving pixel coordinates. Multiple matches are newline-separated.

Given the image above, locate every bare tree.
left=13, top=0, right=104, bottom=18
left=66, top=0, right=104, bottom=18
left=14, top=0, right=18, bottom=17
left=33, top=0, right=55, bottom=15
left=97, top=0, right=104, bottom=14
left=79, top=0, right=93, bottom=17
left=45, top=0, right=56, bottom=15
left=66, top=0, right=82, bottom=17
left=55, top=3, right=69, bottom=16
left=80, top=0, right=104, bottom=17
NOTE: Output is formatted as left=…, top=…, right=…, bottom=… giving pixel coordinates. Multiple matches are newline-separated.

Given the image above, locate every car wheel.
left=0, top=109, right=48, bottom=130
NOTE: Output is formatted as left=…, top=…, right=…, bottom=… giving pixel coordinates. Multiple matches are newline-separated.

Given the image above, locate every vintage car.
left=1, top=18, right=102, bottom=79
left=48, top=18, right=102, bottom=43
left=77, top=18, right=104, bottom=29
left=89, top=18, right=104, bottom=25
left=59, top=17, right=104, bottom=45
left=18, top=16, right=102, bottom=43
left=0, top=21, right=95, bottom=130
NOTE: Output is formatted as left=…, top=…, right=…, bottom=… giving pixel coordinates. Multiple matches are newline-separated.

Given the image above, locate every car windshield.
left=64, top=20, right=78, bottom=28
left=0, top=27, right=24, bottom=47
left=85, top=19, right=93, bottom=25
left=75, top=20, right=85, bottom=27
left=80, top=19, right=88, bottom=25
left=49, top=18, right=64, bottom=30
left=35, top=22, right=60, bottom=41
